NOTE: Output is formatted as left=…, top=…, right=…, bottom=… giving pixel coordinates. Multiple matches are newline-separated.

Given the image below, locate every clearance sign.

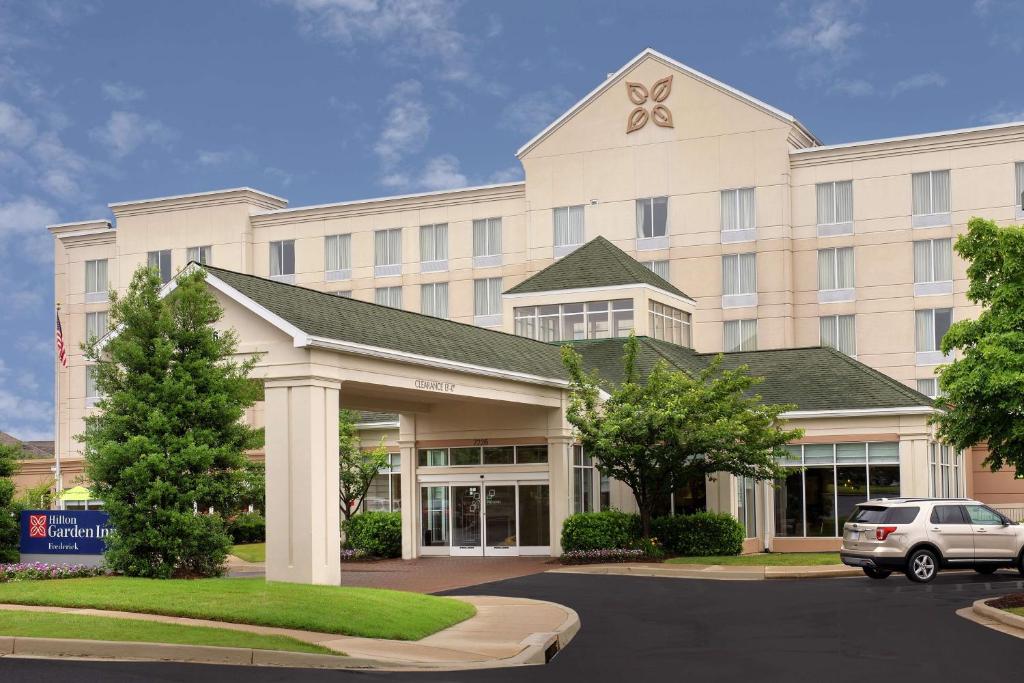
left=19, top=510, right=112, bottom=555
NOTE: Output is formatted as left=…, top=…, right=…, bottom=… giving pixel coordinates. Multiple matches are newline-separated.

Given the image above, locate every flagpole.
left=54, top=302, right=63, bottom=511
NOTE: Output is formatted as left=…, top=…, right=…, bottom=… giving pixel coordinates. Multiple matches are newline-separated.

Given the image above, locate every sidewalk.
left=549, top=562, right=860, bottom=580
left=0, top=595, right=579, bottom=671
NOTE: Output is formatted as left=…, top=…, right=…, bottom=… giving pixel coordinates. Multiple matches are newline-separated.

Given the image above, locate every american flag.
left=55, top=309, right=67, bottom=368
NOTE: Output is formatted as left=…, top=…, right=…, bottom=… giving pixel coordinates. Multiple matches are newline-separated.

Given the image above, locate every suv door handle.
left=930, top=527, right=941, bottom=532
left=976, top=529, right=987, bottom=533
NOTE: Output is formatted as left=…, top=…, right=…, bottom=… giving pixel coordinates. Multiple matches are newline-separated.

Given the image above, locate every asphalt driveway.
left=3, top=569, right=1023, bottom=681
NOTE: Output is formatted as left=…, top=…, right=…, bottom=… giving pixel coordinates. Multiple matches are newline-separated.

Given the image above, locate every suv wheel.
left=906, top=548, right=939, bottom=583
left=863, top=566, right=891, bottom=579
left=974, top=566, right=998, bottom=575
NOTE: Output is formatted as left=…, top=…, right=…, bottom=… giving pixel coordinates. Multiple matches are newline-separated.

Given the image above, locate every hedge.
left=650, top=512, right=745, bottom=556
left=343, top=511, right=402, bottom=558
left=226, top=512, right=265, bottom=544
left=560, top=510, right=641, bottom=552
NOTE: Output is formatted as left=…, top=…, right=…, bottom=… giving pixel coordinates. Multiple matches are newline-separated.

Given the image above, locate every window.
left=324, top=234, right=351, bottom=280
left=774, top=442, right=900, bottom=537
left=930, top=505, right=966, bottom=525
left=649, top=301, right=691, bottom=347
left=186, top=245, right=212, bottom=265
left=722, top=253, right=756, bottom=307
left=724, top=319, right=757, bottom=352
left=915, top=308, right=952, bottom=362
left=474, top=277, right=503, bottom=325
left=720, top=188, right=755, bottom=238
left=374, top=228, right=402, bottom=276
left=85, top=311, right=109, bottom=341
left=816, top=180, right=853, bottom=235
left=913, top=238, right=952, bottom=295
left=553, top=205, right=585, bottom=255
left=421, top=282, right=448, bottom=318
left=147, top=250, right=172, bottom=284
left=419, top=224, right=448, bottom=272
left=636, top=196, right=668, bottom=249
left=820, top=314, right=856, bottom=356
left=417, top=445, right=547, bottom=467
left=362, top=453, right=401, bottom=513
left=917, top=377, right=938, bottom=398
left=929, top=443, right=962, bottom=497
left=1016, top=162, right=1024, bottom=217
left=421, top=485, right=449, bottom=546
left=817, top=247, right=855, bottom=291
left=269, top=240, right=295, bottom=281
left=737, top=476, right=757, bottom=538
left=515, top=299, right=633, bottom=342
left=375, top=286, right=402, bottom=309
left=965, top=505, right=1004, bottom=525
left=473, top=217, right=502, bottom=267
left=912, top=170, right=951, bottom=227
left=573, top=446, right=595, bottom=514
left=85, top=366, right=99, bottom=406
left=852, top=506, right=920, bottom=524
left=85, top=259, right=108, bottom=302
left=332, top=290, right=352, bottom=298
left=643, top=260, right=669, bottom=279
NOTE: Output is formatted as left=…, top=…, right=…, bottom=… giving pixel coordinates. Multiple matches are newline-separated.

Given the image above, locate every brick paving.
left=339, top=557, right=556, bottom=593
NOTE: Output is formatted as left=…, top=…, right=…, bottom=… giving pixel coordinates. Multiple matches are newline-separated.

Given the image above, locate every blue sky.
left=1, top=0, right=1023, bottom=440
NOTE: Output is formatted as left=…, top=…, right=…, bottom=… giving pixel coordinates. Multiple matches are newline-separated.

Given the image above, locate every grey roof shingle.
left=504, top=236, right=692, bottom=300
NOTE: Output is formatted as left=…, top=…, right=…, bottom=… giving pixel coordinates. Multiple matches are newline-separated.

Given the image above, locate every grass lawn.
left=0, top=578, right=474, bottom=641
left=666, top=552, right=841, bottom=566
left=229, top=543, right=265, bottom=563
left=0, top=610, right=338, bottom=655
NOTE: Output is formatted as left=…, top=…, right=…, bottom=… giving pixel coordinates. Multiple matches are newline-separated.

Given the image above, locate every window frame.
left=913, top=238, right=953, bottom=296
left=815, top=180, right=854, bottom=236
left=635, top=196, right=669, bottom=250
left=817, top=246, right=855, bottom=303
left=472, top=217, right=503, bottom=267
left=419, top=223, right=449, bottom=273
left=649, top=300, right=692, bottom=347
left=514, top=299, right=634, bottom=342
left=269, top=239, right=296, bottom=282
left=324, top=234, right=352, bottom=281
left=552, top=205, right=585, bottom=256
left=915, top=308, right=953, bottom=364
left=721, top=252, right=757, bottom=307
left=723, top=319, right=757, bottom=352
left=85, top=311, right=109, bottom=342
left=146, top=249, right=172, bottom=284
left=819, top=314, right=857, bottom=356
left=186, top=245, right=212, bottom=265
left=473, top=277, right=503, bottom=325
left=84, top=259, right=109, bottom=302
left=420, top=282, right=449, bottom=318
left=912, top=170, right=951, bottom=227
left=374, top=285, right=403, bottom=309
left=374, top=228, right=403, bottom=277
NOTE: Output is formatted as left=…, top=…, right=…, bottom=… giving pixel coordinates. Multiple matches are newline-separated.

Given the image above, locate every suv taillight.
left=876, top=526, right=898, bottom=541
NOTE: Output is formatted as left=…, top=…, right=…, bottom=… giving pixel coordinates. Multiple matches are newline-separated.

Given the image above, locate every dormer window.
left=514, top=299, right=633, bottom=342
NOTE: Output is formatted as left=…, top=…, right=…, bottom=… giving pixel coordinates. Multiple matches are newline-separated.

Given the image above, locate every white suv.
left=840, top=498, right=1024, bottom=583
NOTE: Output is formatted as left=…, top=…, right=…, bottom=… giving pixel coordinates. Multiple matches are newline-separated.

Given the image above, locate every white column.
left=264, top=377, right=341, bottom=585
left=547, top=434, right=572, bottom=555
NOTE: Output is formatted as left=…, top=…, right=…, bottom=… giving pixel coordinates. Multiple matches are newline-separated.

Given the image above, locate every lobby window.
left=473, top=217, right=502, bottom=267
left=649, top=301, right=691, bottom=347
left=774, top=442, right=900, bottom=538
left=737, top=476, right=757, bottom=538
left=816, top=180, right=853, bottom=236
left=85, top=311, right=109, bottom=342
left=421, top=282, right=448, bottom=318
left=817, top=247, right=855, bottom=303
left=324, top=234, right=351, bottom=281
left=147, top=249, right=172, bottom=284
left=724, top=319, right=757, bottom=352
left=417, top=445, right=548, bottom=467
left=514, top=299, right=633, bottom=342
left=85, top=259, right=108, bottom=303
left=269, top=240, right=295, bottom=282
left=636, top=196, right=668, bottom=250
left=722, top=253, right=756, bottom=307
left=929, top=443, right=962, bottom=497
left=917, top=377, right=938, bottom=398
left=912, top=170, right=951, bottom=227
left=720, top=187, right=755, bottom=242
left=363, top=453, right=401, bottom=513
left=1016, top=162, right=1024, bottom=217
left=820, top=314, right=856, bottom=356
left=375, top=286, right=402, bottom=309
left=474, top=277, right=503, bottom=326
left=573, top=446, right=595, bottom=514
left=186, top=245, right=212, bottom=265
left=85, top=366, right=100, bottom=407
left=374, top=228, right=402, bottom=277
left=913, top=238, right=952, bottom=296
left=643, top=260, right=669, bottom=279
left=553, top=205, right=585, bottom=256
left=420, top=223, right=448, bottom=272
left=915, top=308, right=952, bottom=364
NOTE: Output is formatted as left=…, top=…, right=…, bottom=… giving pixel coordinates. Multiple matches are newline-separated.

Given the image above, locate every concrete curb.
left=972, top=598, right=1024, bottom=633
left=548, top=563, right=860, bottom=581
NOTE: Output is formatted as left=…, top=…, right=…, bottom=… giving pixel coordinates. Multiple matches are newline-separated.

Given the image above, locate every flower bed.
left=339, top=548, right=369, bottom=561
left=560, top=548, right=653, bottom=565
left=0, top=563, right=110, bottom=583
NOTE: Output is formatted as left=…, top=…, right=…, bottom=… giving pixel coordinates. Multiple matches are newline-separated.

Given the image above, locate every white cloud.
left=91, top=110, right=174, bottom=157
left=0, top=100, right=36, bottom=145
left=0, top=386, right=53, bottom=439
left=499, top=86, right=576, bottom=137
left=380, top=154, right=468, bottom=191
left=775, top=0, right=864, bottom=59
left=891, top=72, right=947, bottom=97
left=488, top=165, right=523, bottom=184
left=829, top=78, right=875, bottom=97
left=264, top=166, right=294, bottom=188
left=980, top=103, right=1024, bottom=125
left=196, top=148, right=256, bottom=166
left=101, top=81, right=145, bottom=104
left=374, top=80, right=430, bottom=167
left=16, top=371, right=38, bottom=392
left=0, top=196, right=59, bottom=235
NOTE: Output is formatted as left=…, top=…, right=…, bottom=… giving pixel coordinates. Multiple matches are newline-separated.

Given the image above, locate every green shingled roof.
left=201, top=264, right=570, bottom=381
left=504, top=236, right=692, bottom=300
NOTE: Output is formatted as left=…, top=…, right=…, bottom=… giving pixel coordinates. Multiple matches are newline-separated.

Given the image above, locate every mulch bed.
left=987, top=593, right=1024, bottom=610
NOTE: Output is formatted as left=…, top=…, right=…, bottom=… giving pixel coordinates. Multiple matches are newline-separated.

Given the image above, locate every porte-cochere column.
left=264, top=376, right=341, bottom=585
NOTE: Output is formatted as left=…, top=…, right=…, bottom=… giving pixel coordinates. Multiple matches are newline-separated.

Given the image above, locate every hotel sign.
left=625, top=75, right=674, bottom=133
left=414, top=379, right=456, bottom=393
left=20, top=510, right=112, bottom=556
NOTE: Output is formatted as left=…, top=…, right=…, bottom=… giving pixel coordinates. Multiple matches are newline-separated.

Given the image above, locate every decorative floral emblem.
left=29, top=514, right=47, bottom=538
left=625, top=75, right=674, bottom=133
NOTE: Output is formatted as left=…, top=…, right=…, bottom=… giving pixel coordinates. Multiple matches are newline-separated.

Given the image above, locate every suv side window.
left=965, top=505, right=1004, bottom=525
left=930, top=505, right=967, bottom=524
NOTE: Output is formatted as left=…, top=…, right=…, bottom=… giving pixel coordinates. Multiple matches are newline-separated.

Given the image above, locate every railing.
left=990, top=505, right=1024, bottom=523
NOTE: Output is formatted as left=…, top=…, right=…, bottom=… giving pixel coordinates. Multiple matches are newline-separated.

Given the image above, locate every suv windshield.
left=849, top=506, right=920, bottom=524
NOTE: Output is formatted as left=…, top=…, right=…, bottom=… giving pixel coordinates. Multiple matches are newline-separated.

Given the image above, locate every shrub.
left=560, top=510, right=641, bottom=552
left=560, top=549, right=647, bottom=565
left=651, top=512, right=745, bottom=556
left=227, top=512, right=265, bottom=544
left=343, top=511, right=402, bottom=558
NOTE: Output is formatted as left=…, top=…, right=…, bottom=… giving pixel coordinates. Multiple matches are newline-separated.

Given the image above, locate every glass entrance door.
left=450, top=485, right=483, bottom=556
left=484, top=485, right=517, bottom=556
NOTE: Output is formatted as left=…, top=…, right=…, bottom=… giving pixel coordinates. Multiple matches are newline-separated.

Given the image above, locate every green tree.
left=15, top=478, right=55, bottom=510
left=82, top=266, right=262, bottom=578
left=234, top=460, right=265, bottom=515
left=935, top=217, right=1024, bottom=474
left=0, top=443, right=21, bottom=562
left=338, top=409, right=389, bottom=521
left=561, top=334, right=803, bottom=537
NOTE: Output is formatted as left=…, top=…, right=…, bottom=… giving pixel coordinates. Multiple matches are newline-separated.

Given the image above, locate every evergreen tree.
left=82, top=266, right=261, bottom=578
left=0, top=443, right=21, bottom=563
